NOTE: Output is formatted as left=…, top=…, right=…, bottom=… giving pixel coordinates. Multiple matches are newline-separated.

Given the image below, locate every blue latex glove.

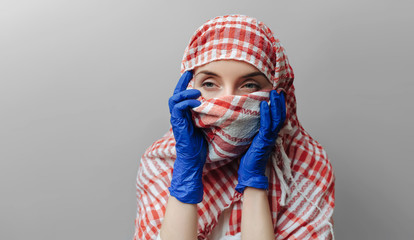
left=168, top=70, right=207, bottom=204
left=235, top=90, right=286, bottom=193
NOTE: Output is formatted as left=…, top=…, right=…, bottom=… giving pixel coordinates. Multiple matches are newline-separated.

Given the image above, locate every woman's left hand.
left=235, top=90, right=286, bottom=193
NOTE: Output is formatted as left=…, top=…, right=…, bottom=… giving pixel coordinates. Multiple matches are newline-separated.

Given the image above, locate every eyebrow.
left=195, top=70, right=267, bottom=79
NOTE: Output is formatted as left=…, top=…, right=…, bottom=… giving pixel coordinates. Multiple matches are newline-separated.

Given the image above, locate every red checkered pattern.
left=192, top=90, right=271, bottom=165
left=133, top=15, right=335, bottom=239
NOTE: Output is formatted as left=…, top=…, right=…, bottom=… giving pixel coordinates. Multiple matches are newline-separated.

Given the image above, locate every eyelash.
left=201, top=81, right=216, bottom=88
left=201, top=80, right=261, bottom=89
left=242, top=82, right=260, bottom=89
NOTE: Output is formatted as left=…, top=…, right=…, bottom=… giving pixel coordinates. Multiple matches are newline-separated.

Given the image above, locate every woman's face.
left=193, top=60, right=273, bottom=99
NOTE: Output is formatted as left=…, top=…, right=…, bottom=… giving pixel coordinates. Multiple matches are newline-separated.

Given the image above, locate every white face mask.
left=191, top=90, right=271, bottom=164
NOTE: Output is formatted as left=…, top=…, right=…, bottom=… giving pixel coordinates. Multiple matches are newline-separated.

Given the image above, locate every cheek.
left=195, top=88, right=217, bottom=100
left=263, top=81, right=273, bottom=90
left=193, top=80, right=219, bottom=100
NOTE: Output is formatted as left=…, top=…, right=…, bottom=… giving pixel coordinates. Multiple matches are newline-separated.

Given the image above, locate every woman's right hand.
left=168, top=70, right=207, bottom=204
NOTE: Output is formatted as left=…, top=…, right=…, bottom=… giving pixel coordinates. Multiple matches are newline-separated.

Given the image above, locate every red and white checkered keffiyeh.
left=133, top=15, right=335, bottom=239
left=192, top=90, right=270, bottom=165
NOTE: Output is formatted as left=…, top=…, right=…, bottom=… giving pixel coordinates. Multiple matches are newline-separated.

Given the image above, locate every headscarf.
left=134, top=15, right=335, bottom=240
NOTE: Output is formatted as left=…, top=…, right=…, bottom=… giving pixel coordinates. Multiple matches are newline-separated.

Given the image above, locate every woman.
left=133, top=15, right=335, bottom=240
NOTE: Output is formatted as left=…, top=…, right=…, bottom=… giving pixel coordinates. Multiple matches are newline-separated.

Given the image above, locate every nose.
left=219, top=86, right=237, bottom=97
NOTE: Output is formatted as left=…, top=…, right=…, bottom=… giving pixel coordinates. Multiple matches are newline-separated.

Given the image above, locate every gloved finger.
left=169, top=89, right=201, bottom=113
left=258, top=101, right=271, bottom=138
left=171, top=99, right=201, bottom=120
left=273, top=91, right=286, bottom=133
left=280, top=91, right=287, bottom=125
left=269, top=90, right=282, bottom=133
left=173, top=71, right=193, bottom=95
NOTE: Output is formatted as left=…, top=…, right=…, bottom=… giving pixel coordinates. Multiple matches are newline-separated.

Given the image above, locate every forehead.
left=194, top=59, right=260, bottom=74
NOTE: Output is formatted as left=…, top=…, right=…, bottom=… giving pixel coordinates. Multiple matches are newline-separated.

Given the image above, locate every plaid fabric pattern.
left=192, top=91, right=270, bottom=165
left=133, top=15, right=335, bottom=239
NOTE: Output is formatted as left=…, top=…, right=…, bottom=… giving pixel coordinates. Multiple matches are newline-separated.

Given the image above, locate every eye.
left=243, top=83, right=259, bottom=89
left=202, top=81, right=215, bottom=88
left=201, top=79, right=219, bottom=91
left=242, top=81, right=261, bottom=90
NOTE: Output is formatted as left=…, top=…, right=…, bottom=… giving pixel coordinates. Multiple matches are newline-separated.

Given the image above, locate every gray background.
left=1, top=0, right=413, bottom=239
